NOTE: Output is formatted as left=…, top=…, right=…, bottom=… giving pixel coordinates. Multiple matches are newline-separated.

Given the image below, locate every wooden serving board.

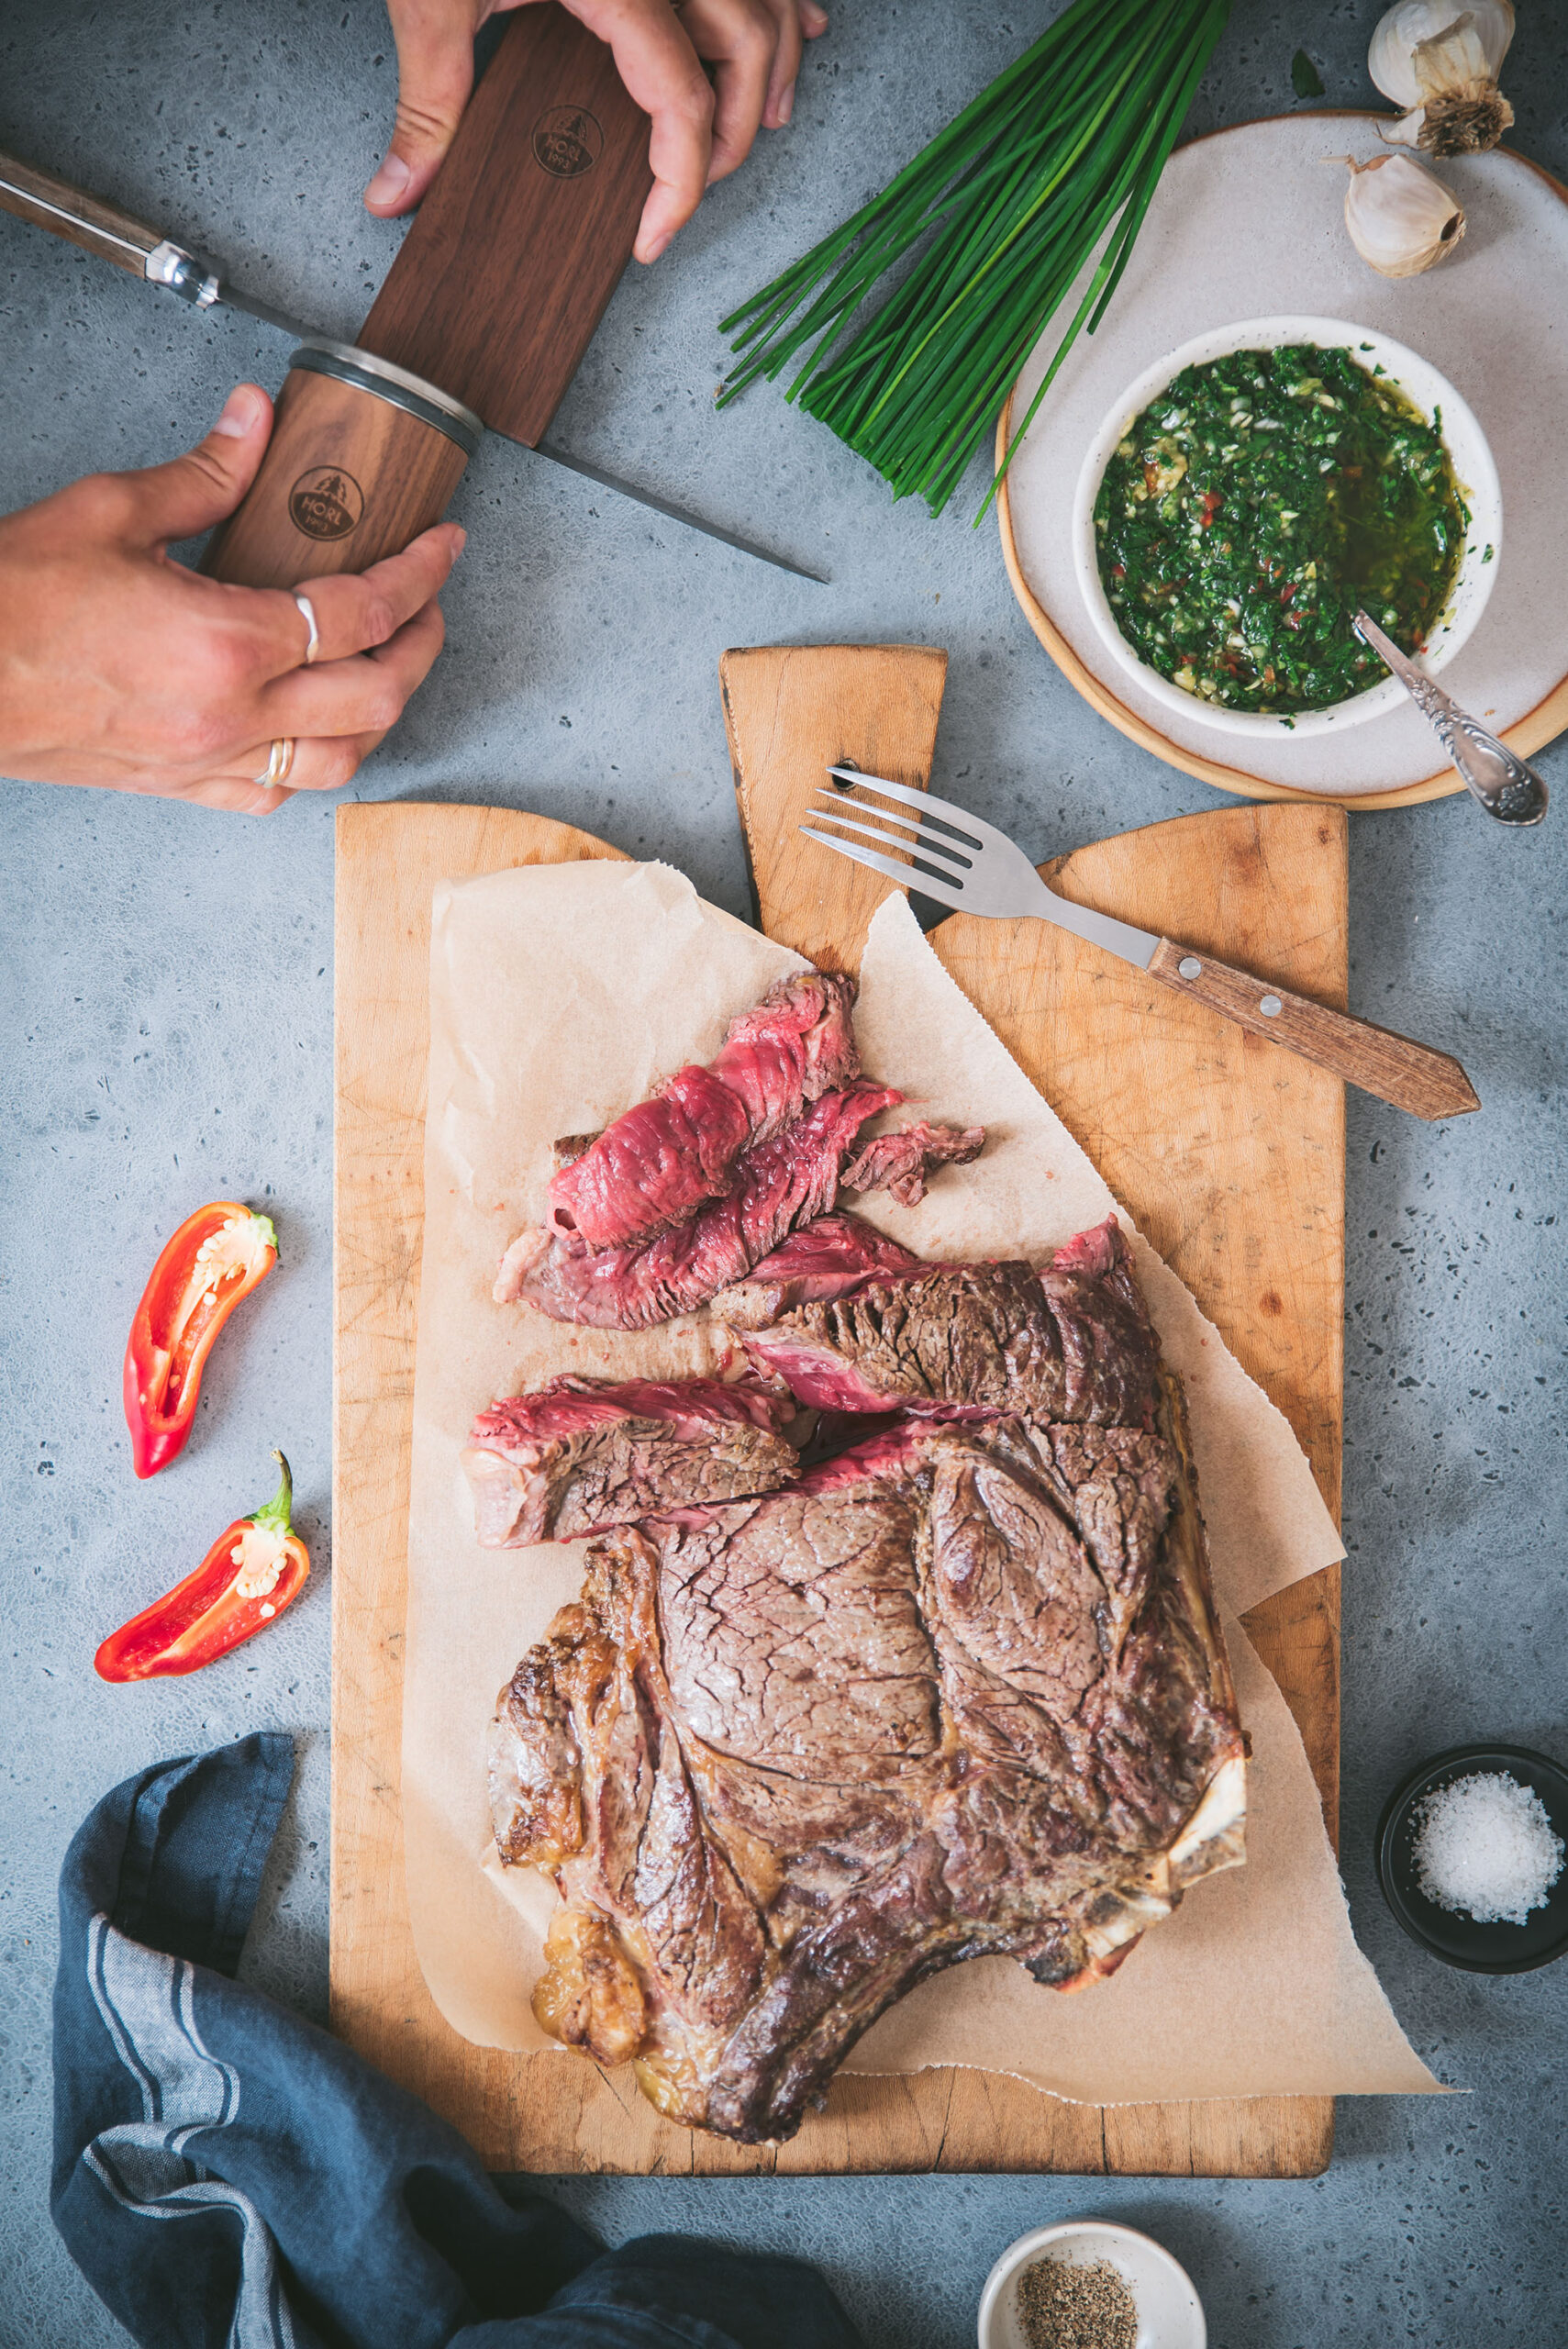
left=333, top=646, right=1344, bottom=2176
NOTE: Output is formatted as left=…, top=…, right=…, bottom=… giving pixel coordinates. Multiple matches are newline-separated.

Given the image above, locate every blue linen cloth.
left=52, top=1731, right=866, bottom=2349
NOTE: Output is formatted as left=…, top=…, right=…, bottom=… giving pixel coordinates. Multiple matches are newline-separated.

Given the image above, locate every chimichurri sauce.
left=1094, top=344, right=1468, bottom=715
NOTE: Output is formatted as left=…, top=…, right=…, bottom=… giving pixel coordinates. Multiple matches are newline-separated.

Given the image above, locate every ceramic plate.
left=997, top=114, right=1568, bottom=807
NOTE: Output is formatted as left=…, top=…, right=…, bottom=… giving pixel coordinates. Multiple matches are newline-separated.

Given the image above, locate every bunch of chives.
left=718, top=0, right=1232, bottom=518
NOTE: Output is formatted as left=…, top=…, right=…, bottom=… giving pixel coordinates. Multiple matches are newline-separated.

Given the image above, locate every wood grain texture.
left=204, top=367, right=470, bottom=588
left=1145, top=935, right=1479, bottom=1121
left=720, top=643, right=948, bottom=970
left=359, top=4, right=652, bottom=444
left=0, top=146, right=161, bottom=273
left=332, top=659, right=1344, bottom=2177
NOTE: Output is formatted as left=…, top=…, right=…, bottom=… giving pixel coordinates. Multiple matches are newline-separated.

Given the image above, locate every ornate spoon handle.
left=1353, top=610, right=1548, bottom=827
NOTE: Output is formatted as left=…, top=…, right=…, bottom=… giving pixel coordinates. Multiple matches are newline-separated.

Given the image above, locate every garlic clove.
left=1337, top=151, right=1466, bottom=281
left=1379, top=104, right=1433, bottom=150
left=1368, top=1, right=1516, bottom=156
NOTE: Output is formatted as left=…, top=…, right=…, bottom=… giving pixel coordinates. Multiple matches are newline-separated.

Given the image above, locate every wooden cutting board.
left=332, top=646, right=1344, bottom=2177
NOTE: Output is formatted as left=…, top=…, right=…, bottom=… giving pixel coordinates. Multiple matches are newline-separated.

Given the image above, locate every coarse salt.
left=1411, top=1771, right=1564, bottom=1926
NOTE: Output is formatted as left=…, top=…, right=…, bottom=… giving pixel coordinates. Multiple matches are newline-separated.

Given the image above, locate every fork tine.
left=807, top=796, right=973, bottom=869
left=826, top=765, right=929, bottom=809
left=826, top=764, right=1005, bottom=856
left=799, top=826, right=969, bottom=913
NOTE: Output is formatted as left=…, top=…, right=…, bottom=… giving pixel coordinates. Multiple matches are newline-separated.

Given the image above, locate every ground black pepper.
left=1014, top=2253, right=1140, bottom=2349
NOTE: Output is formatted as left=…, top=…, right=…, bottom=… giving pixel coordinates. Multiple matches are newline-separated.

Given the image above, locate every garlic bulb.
left=1338, top=152, right=1466, bottom=278
left=1368, top=1, right=1516, bottom=155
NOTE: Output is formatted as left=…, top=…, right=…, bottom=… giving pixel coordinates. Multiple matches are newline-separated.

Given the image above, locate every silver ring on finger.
left=254, top=736, right=296, bottom=788
left=293, top=592, right=321, bottom=666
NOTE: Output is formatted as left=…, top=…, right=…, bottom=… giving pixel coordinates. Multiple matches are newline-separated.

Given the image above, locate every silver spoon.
left=1352, top=609, right=1549, bottom=827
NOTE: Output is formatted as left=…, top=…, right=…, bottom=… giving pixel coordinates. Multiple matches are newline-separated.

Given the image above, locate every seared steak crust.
left=462, top=1374, right=799, bottom=1547
left=730, top=1228, right=1159, bottom=1428
left=490, top=1250, right=1244, bottom=2141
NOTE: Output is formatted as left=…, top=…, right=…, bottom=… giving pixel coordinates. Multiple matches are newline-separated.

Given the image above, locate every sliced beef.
left=724, top=1216, right=1159, bottom=1428
left=710, top=1212, right=926, bottom=1327
left=841, top=1119, right=985, bottom=1208
left=497, top=1085, right=902, bottom=1330
left=491, top=1285, right=1244, bottom=2142
left=462, top=1373, right=801, bottom=1547
left=547, top=972, right=859, bottom=1253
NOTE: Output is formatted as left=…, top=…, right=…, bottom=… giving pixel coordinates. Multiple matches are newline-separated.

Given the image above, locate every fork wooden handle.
left=1147, top=938, right=1480, bottom=1121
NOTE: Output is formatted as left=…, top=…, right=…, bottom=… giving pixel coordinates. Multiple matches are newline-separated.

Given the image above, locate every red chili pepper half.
left=95, top=1452, right=309, bottom=1682
left=124, top=1201, right=278, bottom=1477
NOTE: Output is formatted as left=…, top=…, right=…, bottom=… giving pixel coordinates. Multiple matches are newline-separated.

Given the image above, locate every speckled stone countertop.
left=2, top=4, right=1565, bottom=2343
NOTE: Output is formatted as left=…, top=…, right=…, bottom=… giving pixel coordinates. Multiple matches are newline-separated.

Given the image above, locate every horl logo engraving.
left=288, top=466, right=364, bottom=540
left=531, top=105, right=603, bottom=178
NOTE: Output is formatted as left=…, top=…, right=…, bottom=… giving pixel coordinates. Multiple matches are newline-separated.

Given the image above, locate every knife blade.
left=0, top=146, right=826, bottom=584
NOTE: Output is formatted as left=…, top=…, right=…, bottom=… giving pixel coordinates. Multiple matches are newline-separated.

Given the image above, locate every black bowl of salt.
left=1376, top=1744, right=1568, bottom=1973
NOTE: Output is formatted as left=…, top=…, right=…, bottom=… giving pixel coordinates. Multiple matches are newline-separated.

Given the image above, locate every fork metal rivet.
left=1178, top=956, right=1201, bottom=980
left=1259, top=994, right=1283, bottom=1018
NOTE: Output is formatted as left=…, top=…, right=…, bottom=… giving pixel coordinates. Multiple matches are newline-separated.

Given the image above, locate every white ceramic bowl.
left=977, top=2220, right=1205, bottom=2349
left=1071, top=314, right=1501, bottom=741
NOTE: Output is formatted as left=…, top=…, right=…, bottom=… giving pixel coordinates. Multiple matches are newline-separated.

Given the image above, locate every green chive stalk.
left=719, top=0, right=1233, bottom=518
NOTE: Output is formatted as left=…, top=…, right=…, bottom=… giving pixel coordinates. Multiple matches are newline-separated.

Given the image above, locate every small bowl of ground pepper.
left=1072, top=315, right=1501, bottom=740
left=977, top=2220, right=1205, bottom=2349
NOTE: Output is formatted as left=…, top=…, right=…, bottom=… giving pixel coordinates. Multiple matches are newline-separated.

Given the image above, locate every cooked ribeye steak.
left=548, top=972, right=860, bottom=1254
left=725, top=1214, right=1158, bottom=1427
left=709, top=1212, right=927, bottom=1324
left=489, top=1239, right=1243, bottom=2143
left=462, top=1374, right=802, bottom=1548
left=499, top=1115, right=989, bottom=1334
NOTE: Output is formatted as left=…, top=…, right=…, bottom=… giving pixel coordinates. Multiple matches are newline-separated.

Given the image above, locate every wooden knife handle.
left=1148, top=937, right=1479, bottom=1120
left=203, top=353, right=476, bottom=590
left=0, top=149, right=163, bottom=273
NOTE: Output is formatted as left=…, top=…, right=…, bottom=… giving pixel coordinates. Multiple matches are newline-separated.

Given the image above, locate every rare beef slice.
left=490, top=1313, right=1245, bottom=2143
left=496, top=1084, right=904, bottom=1330
left=547, top=972, right=861, bottom=1254
left=494, top=965, right=985, bottom=1332
left=462, top=1374, right=802, bottom=1547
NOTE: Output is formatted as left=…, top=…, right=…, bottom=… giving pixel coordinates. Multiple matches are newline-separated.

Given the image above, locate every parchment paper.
left=403, top=861, right=1440, bottom=2102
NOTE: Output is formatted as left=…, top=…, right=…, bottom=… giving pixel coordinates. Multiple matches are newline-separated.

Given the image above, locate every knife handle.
left=203, top=345, right=481, bottom=590
left=0, top=147, right=223, bottom=304
left=1147, top=937, right=1480, bottom=1121
left=0, top=148, right=161, bottom=272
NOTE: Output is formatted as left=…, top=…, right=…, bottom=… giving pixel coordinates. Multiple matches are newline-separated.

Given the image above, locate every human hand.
left=0, top=384, right=463, bottom=813
left=366, top=0, right=828, bottom=262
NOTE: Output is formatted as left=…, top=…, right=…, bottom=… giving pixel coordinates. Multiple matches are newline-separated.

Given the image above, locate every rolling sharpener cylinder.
left=203, top=340, right=484, bottom=591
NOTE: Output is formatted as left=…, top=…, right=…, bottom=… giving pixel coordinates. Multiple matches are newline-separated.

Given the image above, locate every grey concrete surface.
left=2, top=2, right=1565, bottom=2343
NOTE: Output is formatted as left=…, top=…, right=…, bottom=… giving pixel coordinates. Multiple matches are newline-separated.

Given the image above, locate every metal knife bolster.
left=145, top=240, right=221, bottom=306
left=1035, top=874, right=1161, bottom=973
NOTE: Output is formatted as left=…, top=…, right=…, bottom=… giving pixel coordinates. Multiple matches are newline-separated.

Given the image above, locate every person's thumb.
left=124, top=384, right=273, bottom=548
left=365, top=8, right=480, bottom=215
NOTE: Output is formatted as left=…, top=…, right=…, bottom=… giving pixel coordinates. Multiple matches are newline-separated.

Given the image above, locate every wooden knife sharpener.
left=202, top=342, right=481, bottom=587
left=206, top=0, right=653, bottom=591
